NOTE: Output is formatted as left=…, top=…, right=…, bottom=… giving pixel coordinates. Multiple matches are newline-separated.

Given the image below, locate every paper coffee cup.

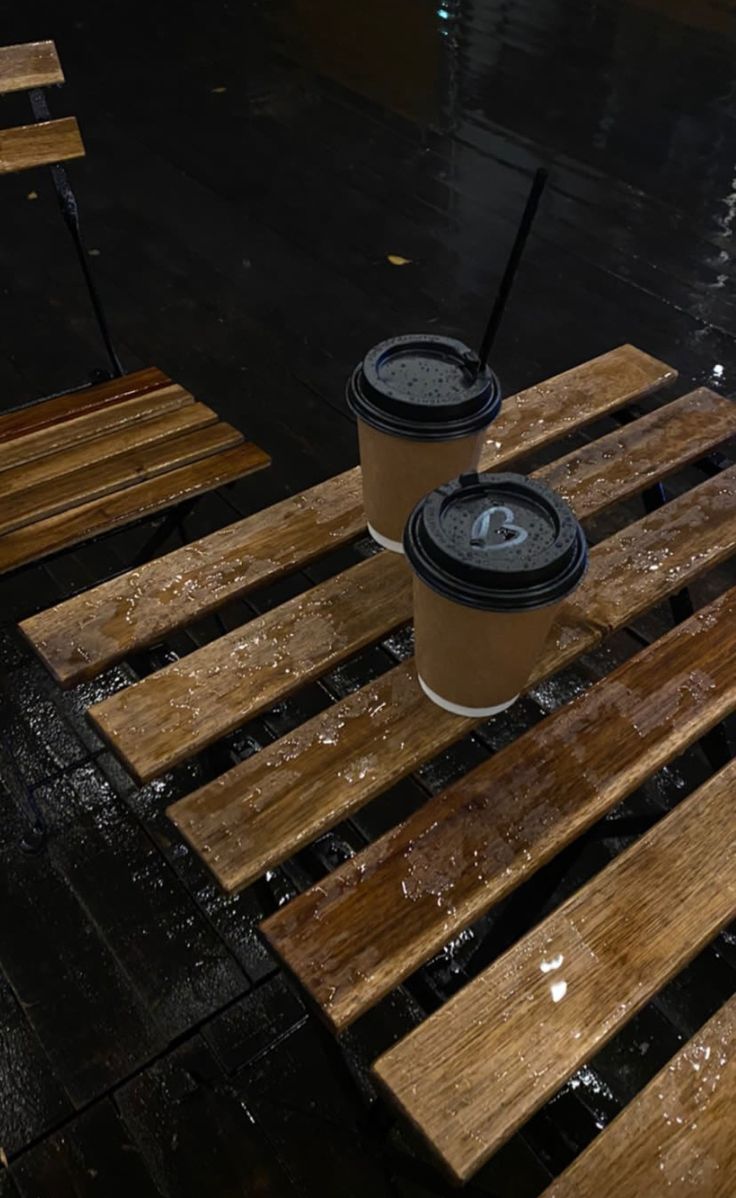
left=404, top=472, right=588, bottom=715
left=347, top=334, right=501, bottom=552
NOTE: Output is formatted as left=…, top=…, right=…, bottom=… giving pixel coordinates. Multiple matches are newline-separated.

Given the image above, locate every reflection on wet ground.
left=0, top=0, right=735, bottom=1193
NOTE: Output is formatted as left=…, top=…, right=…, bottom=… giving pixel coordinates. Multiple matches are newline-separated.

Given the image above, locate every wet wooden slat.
left=0, top=367, right=170, bottom=442
left=474, top=343, right=676, bottom=469
left=373, top=757, right=736, bottom=1182
left=88, top=387, right=732, bottom=784
left=263, top=584, right=736, bottom=1031
left=172, top=464, right=736, bottom=894
left=542, top=387, right=734, bottom=513
left=0, top=421, right=243, bottom=535
left=0, top=403, right=219, bottom=499
left=0, top=385, right=193, bottom=473
left=541, top=997, right=736, bottom=1198
left=0, top=41, right=64, bottom=95
left=0, top=442, right=270, bottom=574
left=0, top=117, right=85, bottom=174
left=22, top=344, right=675, bottom=687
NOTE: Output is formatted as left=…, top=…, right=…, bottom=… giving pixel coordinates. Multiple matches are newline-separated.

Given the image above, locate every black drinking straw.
left=477, top=167, right=548, bottom=370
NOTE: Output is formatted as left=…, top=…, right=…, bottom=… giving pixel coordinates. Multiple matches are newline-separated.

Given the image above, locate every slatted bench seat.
left=20, top=343, right=674, bottom=686
left=19, top=343, right=736, bottom=1189
left=0, top=368, right=269, bottom=574
left=540, top=993, right=736, bottom=1197
left=262, top=584, right=736, bottom=1029
left=80, top=384, right=732, bottom=783
left=371, top=756, right=736, bottom=1183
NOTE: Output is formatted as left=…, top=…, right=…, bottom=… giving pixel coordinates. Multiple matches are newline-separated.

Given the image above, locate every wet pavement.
left=0, top=0, right=736, bottom=1194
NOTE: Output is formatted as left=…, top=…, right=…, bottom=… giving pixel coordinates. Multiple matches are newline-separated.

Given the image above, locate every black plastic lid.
left=346, top=333, right=501, bottom=442
left=404, top=472, right=588, bottom=612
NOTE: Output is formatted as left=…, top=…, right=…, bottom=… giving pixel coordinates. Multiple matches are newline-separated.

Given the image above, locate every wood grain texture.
left=0, top=367, right=170, bottom=442
left=0, top=403, right=219, bottom=499
left=0, top=442, right=270, bottom=574
left=373, top=757, right=736, bottom=1182
left=263, top=584, right=736, bottom=1031
left=476, top=342, right=676, bottom=470
left=0, top=385, right=194, bottom=473
left=22, top=468, right=366, bottom=687
left=0, top=41, right=64, bottom=94
left=91, top=552, right=413, bottom=784
left=0, top=118, right=85, bottom=174
left=22, top=344, right=675, bottom=688
left=0, top=421, right=243, bottom=535
left=171, top=463, right=736, bottom=890
left=542, top=388, right=735, bottom=516
left=86, top=388, right=710, bottom=783
left=540, top=995, right=736, bottom=1197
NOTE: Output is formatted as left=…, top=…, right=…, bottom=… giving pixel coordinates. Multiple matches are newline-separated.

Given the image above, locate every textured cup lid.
left=346, top=333, right=501, bottom=441
left=404, top=472, right=588, bottom=611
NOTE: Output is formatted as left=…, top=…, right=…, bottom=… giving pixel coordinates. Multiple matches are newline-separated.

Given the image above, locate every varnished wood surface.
left=22, top=345, right=675, bottom=687
left=0, top=402, right=218, bottom=498
left=373, top=758, right=736, bottom=1182
left=91, top=552, right=412, bottom=783
left=0, top=367, right=170, bottom=442
left=0, top=117, right=85, bottom=174
left=541, top=995, right=736, bottom=1197
left=86, top=387, right=711, bottom=783
left=263, top=584, right=736, bottom=1031
left=0, top=421, right=243, bottom=535
left=475, top=342, right=676, bottom=469
left=0, top=442, right=270, bottom=574
left=173, top=464, right=736, bottom=894
left=0, top=385, right=195, bottom=473
left=542, top=387, right=735, bottom=515
left=0, top=40, right=64, bottom=94
left=23, top=468, right=366, bottom=686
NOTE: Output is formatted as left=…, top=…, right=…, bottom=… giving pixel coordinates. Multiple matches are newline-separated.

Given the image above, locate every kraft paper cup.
left=347, top=334, right=501, bottom=553
left=404, top=472, right=588, bottom=716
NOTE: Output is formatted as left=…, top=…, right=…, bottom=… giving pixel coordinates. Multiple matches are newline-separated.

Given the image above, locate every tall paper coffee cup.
left=347, top=334, right=501, bottom=552
left=404, top=472, right=588, bottom=716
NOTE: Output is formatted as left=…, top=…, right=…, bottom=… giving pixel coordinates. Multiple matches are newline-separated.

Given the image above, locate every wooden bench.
left=372, top=755, right=736, bottom=1182
left=540, top=993, right=736, bottom=1196
left=21, top=343, right=673, bottom=685
left=85, top=386, right=733, bottom=783
left=20, top=344, right=736, bottom=1188
left=262, top=583, right=736, bottom=1028
left=0, top=43, right=270, bottom=570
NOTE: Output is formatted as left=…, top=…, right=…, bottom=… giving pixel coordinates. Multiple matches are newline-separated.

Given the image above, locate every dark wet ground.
left=1, top=1, right=736, bottom=1194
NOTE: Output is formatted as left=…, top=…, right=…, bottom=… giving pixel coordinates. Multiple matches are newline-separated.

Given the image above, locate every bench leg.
left=28, top=87, right=124, bottom=379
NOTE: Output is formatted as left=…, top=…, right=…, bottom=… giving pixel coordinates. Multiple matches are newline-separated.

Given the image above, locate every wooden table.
left=21, top=345, right=736, bottom=1189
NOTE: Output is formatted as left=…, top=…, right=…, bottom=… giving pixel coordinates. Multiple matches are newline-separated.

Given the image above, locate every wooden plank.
left=173, top=464, right=736, bottom=895
left=0, top=117, right=85, bottom=174
left=0, top=420, right=243, bottom=535
left=540, top=994, right=736, bottom=1197
left=0, top=367, right=170, bottom=442
left=22, top=344, right=676, bottom=688
left=542, top=387, right=735, bottom=514
left=88, top=388, right=731, bottom=784
left=0, top=385, right=194, bottom=473
left=0, top=402, right=219, bottom=498
left=263, top=583, right=736, bottom=1031
left=0, top=41, right=64, bottom=94
left=475, top=343, right=676, bottom=470
left=373, top=757, right=736, bottom=1182
left=0, top=442, right=270, bottom=574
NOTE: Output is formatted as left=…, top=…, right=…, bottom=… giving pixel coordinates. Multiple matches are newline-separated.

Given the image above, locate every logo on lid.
left=469, top=505, right=528, bottom=551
